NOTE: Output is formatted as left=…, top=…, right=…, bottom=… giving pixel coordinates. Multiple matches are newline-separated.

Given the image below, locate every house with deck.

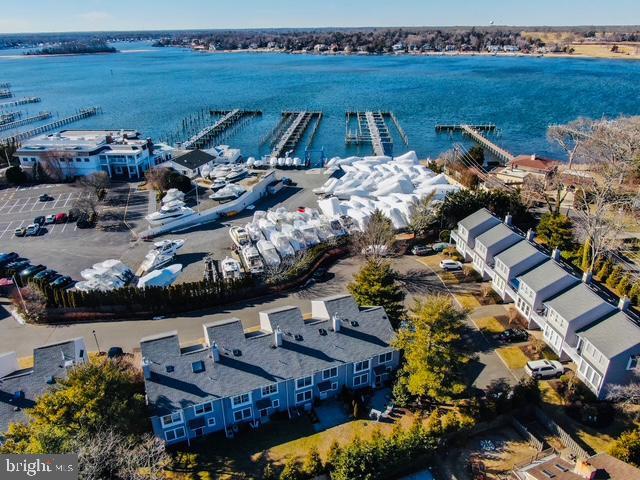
left=491, top=235, right=548, bottom=301
left=451, top=208, right=502, bottom=261
left=471, top=221, right=522, bottom=280
left=0, top=338, right=87, bottom=438
left=140, top=295, right=398, bottom=444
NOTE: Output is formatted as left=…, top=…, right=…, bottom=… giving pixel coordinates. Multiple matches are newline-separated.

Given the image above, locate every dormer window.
left=191, top=361, right=205, bottom=373
left=627, top=355, right=640, bottom=371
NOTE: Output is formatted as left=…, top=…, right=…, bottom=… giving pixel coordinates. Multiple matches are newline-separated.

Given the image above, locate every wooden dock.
left=1, top=107, right=101, bottom=144
left=0, top=97, right=41, bottom=109
left=0, top=90, right=12, bottom=99
left=180, top=109, right=261, bottom=150
left=345, top=111, right=394, bottom=156
left=435, top=123, right=513, bottom=163
left=0, top=112, right=21, bottom=125
left=270, top=111, right=322, bottom=158
left=0, top=112, right=52, bottom=132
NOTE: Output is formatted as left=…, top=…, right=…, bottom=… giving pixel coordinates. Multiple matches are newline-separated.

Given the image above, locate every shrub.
left=304, top=447, right=324, bottom=477
left=279, top=457, right=303, bottom=480
left=5, top=165, right=27, bottom=185
left=606, top=266, right=624, bottom=289
left=617, top=274, right=633, bottom=297
left=596, top=259, right=613, bottom=281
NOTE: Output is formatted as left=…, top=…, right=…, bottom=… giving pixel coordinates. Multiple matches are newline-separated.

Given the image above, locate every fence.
left=534, top=407, right=593, bottom=460
left=510, top=417, right=544, bottom=452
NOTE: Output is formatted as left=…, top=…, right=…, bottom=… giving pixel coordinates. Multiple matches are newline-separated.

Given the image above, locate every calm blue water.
left=1, top=41, right=640, bottom=160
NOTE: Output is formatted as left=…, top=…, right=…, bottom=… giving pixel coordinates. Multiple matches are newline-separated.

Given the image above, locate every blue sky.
left=1, top=0, right=639, bottom=33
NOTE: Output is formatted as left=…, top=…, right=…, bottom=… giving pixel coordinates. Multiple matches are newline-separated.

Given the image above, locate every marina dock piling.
left=0, top=97, right=41, bottom=109
left=435, top=123, right=513, bottom=163
left=0, top=111, right=52, bottom=132
left=0, top=107, right=102, bottom=144
left=270, top=111, right=322, bottom=158
left=345, top=110, right=397, bottom=156
left=178, top=109, right=261, bottom=150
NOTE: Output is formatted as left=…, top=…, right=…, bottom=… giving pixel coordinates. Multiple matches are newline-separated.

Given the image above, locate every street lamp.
left=92, top=329, right=101, bottom=354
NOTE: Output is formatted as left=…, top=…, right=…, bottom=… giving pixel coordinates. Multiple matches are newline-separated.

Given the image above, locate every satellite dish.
left=490, top=20, right=495, bottom=25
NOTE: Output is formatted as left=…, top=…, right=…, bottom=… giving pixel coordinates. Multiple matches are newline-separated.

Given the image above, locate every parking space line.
left=63, top=192, right=75, bottom=208
left=52, top=195, right=64, bottom=209
left=6, top=198, right=24, bottom=214
left=60, top=219, right=69, bottom=233
left=48, top=223, right=56, bottom=234
left=0, top=221, right=15, bottom=239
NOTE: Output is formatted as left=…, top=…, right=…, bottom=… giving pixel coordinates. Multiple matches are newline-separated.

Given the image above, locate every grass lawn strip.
left=474, top=316, right=506, bottom=335
left=496, top=346, right=529, bottom=370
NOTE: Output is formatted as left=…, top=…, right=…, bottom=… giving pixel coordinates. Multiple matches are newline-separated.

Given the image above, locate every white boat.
left=266, top=207, right=288, bottom=224
left=226, top=166, right=249, bottom=183
left=280, top=224, right=306, bottom=251
left=329, top=218, right=348, bottom=237
left=162, top=188, right=185, bottom=204
left=75, top=277, right=122, bottom=293
left=241, top=245, right=264, bottom=274
left=277, top=157, right=285, bottom=168
left=253, top=157, right=266, bottom=169
left=229, top=226, right=251, bottom=247
left=210, top=179, right=227, bottom=192
left=146, top=204, right=196, bottom=226
left=258, top=218, right=277, bottom=238
left=162, top=199, right=185, bottom=209
left=246, top=157, right=255, bottom=168
left=209, top=184, right=246, bottom=201
left=299, top=225, right=320, bottom=246
left=140, top=250, right=174, bottom=274
left=137, top=264, right=183, bottom=288
left=245, top=222, right=264, bottom=242
left=210, top=165, right=232, bottom=179
left=153, top=239, right=185, bottom=255
left=293, top=157, right=303, bottom=169
left=285, top=157, right=294, bottom=168
left=220, top=256, right=243, bottom=280
left=257, top=240, right=281, bottom=268
left=81, top=259, right=132, bottom=283
left=269, top=156, right=277, bottom=168
left=269, top=232, right=295, bottom=258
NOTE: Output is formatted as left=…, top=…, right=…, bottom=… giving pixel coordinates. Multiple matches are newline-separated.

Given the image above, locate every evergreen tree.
left=609, top=428, right=640, bottom=467
left=629, top=283, right=640, bottom=307
left=536, top=213, right=574, bottom=252
left=279, top=457, right=303, bottom=480
left=597, top=259, right=613, bottom=281
left=304, top=447, right=324, bottom=477
left=581, top=238, right=593, bottom=272
left=347, top=259, right=405, bottom=328
left=606, top=266, right=624, bottom=290
left=262, top=462, right=277, bottom=480
left=394, top=296, right=470, bottom=402
left=617, top=274, right=633, bottom=297
left=325, top=440, right=342, bottom=472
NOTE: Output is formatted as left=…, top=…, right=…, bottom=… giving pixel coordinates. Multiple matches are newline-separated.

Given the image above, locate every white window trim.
left=164, top=426, right=186, bottom=442
left=378, top=352, right=393, bottom=364
left=322, top=367, right=338, bottom=380
left=627, top=355, right=639, bottom=371
left=272, top=399, right=280, bottom=408
left=295, top=389, right=313, bottom=404
left=160, top=411, right=184, bottom=428
left=233, top=407, right=253, bottom=422
left=193, top=401, right=213, bottom=416
left=207, top=417, right=216, bottom=427
left=353, top=373, right=369, bottom=387
left=296, top=375, right=313, bottom=390
left=261, top=384, right=279, bottom=396
left=353, top=359, right=370, bottom=374
left=231, top=393, right=252, bottom=408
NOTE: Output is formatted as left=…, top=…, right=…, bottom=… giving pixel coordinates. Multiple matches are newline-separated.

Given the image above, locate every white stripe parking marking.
left=6, top=198, right=24, bottom=214
left=0, top=220, right=14, bottom=239
left=63, top=192, right=75, bottom=207
left=60, top=219, right=69, bottom=233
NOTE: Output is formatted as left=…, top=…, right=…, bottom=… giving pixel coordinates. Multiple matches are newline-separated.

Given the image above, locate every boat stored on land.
left=257, top=240, right=281, bottom=268
left=229, top=226, right=251, bottom=248
left=241, top=245, right=264, bottom=274
left=220, top=256, right=243, bottom=280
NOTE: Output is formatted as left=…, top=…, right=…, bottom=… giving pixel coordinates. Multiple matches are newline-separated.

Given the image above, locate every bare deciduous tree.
left=352, top=209, right=396, bottom=261
left=73, top=195, right=99, bottom=217
left=547, top=118, right=592, bottom=169
left=145, top=167, right=170, bottom=195
left=78, top=171, right=110, bottom=198
left=12, top=287, right=47, bottom=323
left=606, top=382, right=640, bottom=406
left=521, top=175, right=570, bottom=215
left=38, top=150, right=71, bottom=182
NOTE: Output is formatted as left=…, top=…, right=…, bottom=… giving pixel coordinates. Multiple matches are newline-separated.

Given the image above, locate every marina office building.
left=15, top=130, right=174, bottom=179
left=140, top=295, right=398, bottom=444
left=452, top=208, right=640, bottom=400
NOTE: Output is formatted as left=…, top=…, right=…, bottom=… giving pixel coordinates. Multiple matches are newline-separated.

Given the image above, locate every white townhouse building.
left=15, top=130, right=174, bottom=180
left=453, top=208, right=640, bottom=399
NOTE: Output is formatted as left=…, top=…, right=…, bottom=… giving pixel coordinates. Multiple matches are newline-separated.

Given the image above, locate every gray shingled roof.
left=0, top=340, right=80, bottom=434
left=458, top=208, right=501, bottom=232
left=518, top=260, right=578, bottom=292
left=140, top=296, right=395, bottom=416
left=578, top=311, right=640, bottom=359
left=494, top=240, right=547, bottom=269
left=170, top=149, right=216, bottom=170
left=545, top=283, right=615, bottom=324
left=475, top=224, right=522, bottom=252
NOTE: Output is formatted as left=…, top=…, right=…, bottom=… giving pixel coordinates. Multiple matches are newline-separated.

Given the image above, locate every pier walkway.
left=0, top=97, right=41, bottom=109
left=0, top=112, right=21, bottom=126
left=180, top=109, right=260, bottom=150
left=1, top=107, right=101, bottom=144
left=271, top=111, right=322, bottom=158
left=0, top=112, right=52, bottom=132
left=345, top=110, right=395, bottom=156
left=435, top=123, right=513, bottom=163
left=0, top=90, right=12, bottom=99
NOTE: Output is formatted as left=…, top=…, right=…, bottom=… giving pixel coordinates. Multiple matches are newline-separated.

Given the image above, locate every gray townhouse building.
left=140, top=294, right=399, bottom=445
left=0, top=338, right=87, bottom=437
left=454, top=208, right=640, bottom=400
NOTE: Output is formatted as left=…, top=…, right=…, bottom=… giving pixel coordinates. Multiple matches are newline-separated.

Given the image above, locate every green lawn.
left=496, top=346, right=529, bottom=370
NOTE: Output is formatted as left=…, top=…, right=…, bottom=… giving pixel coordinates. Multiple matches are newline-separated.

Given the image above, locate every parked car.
left=411, top=244, right=434, bottom=256
left=33, top=269, right=58, bottom=282
left=282, top=177, right=293, bottom=186
left=54, top=213, right=68, bottom=224
left=25, top=224, right=41, bottom=236
left=50, top=276, right=73, bottom=288
left=45, top=214, right=56, bottom=224
left=0, top=252, right=20, bottom=266
left=498, top=328, right=529, bottom=343
left=14, top=227, right=27, bottom=237
left=5, top=261, right=31, bottom=274
left=107, top=347, right=125, bottom=359
left=33, top=216, right=46, bottom=226
left=431, top=242, right=451, bottom=253
left=39, top=194, right=54, bottom=202
left=525, top=360, right=564, bottom=379
left=19, top=264, right=46, bottom=280
left=439, top=259, right=463, bottom=271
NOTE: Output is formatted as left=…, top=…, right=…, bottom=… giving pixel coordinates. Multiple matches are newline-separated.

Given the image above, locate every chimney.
left=573, top=459, right=597, bottom=480
left=273, top=326, right=283, bottom=347
left=526, top=229, right=536, bottom=242
left=142, top=358, right=151, bottom=380
left=619, top=296, right=631, bottom=312
left=332, top=313, right=341, bottom=332
left=211, top=342, right=220, bottom=362
left=582, top=271, right=592, bottom=284
left=531, top=154, right=536, bottom=161
left=552, top=248, right=561, bottom=261
left=504, top=214, right=513, bottom=226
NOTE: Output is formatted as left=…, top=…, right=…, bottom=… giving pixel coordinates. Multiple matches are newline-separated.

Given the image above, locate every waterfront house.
left=575, top=307, right=640, bottom=399
left=491, top=235, right=548, bottom=301
left=451, top=208, right=502, bottom=261
left=15, top=130, right=173, bottom=180
left=542, top=281, right=616, bottom=363
left=158, top=145, right=242, bottom=178
left=513, top=255, right=579, bottom=328
left=140, top=294, right=398, bottom=444
left=515, top=453, right=640, bottom=480
left=0, top=338, right=87, bottom=437
left=470, top=220, right=522, bottom=280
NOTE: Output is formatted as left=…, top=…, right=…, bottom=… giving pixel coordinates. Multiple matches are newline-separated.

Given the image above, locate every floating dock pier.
left=0, top=97, right=41, bottom=109
left=0, top=83, right=10, bottom=89
left=0, top=90, right=12, bottom=99
left=1, top=107, right=102, bottom=144
left=0, top=112, right=21, bottom=125
left=270, top=111, right=322, bottom=158
left=178, top=109, right=261, bottom=150
left=435, top=123, right=513, bottom=163
left=345, top=111, right=399, bottom=156
left=0, top=112, right=52, bottom=132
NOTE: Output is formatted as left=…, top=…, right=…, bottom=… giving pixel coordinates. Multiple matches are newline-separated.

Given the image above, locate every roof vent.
left=232, top=349, right=242, bottom=357
left=350, top=320, right=359, bottom=327
left=318, top=328, right=328, bottom=336
left=294, top=334, right=303, bottom=341
left=165, top=365, right=175, bottom=373
left=191, top=361, right=205, bottom=373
